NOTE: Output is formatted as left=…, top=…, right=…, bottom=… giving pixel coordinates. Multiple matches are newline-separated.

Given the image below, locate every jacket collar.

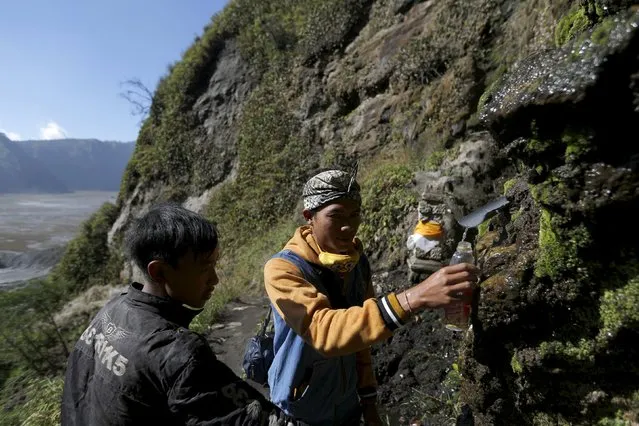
left=125, top=282, right=203, bottom=328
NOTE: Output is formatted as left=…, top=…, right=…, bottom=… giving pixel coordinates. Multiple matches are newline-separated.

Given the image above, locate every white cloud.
left=0, top=129, right=21, bottom=141
left=6, top=131, right=21, bottom=140
left=39, top=121, right=67, bottom=140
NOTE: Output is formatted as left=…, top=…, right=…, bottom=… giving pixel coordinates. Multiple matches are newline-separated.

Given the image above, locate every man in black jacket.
left=61, top=203, right=282, bottom=425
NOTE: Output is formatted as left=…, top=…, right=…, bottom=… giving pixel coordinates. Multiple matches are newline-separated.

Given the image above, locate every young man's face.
left=163, top=247, right=220, bottom=308
left=305, top=198, right=361, bottom=254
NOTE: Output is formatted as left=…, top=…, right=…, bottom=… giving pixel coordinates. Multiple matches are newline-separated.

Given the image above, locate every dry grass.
left=53, top=284, right=126, bottom=328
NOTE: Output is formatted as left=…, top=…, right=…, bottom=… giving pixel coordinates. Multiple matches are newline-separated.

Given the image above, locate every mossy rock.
left=424, top=149, right=447, bottom=171
left=477, top=65, right=507, bottom=111
left=502, top=178, right=517, bottom=195
left=589, top=16, right=619, bottom=45
left=482, top=244, right=518, bottom=272
left=475, top=230, right=500, bottom=255
left=534, top=209, right=592, bottom=282
left=598, top=274, right=639, bottom=342
left=480, top=272, right=508, bottom=291
left=481, top=12, right=639, bottom=136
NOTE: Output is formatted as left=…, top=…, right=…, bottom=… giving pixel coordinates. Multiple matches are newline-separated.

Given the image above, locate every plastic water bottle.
left=444, top=241, right=474, bottom=331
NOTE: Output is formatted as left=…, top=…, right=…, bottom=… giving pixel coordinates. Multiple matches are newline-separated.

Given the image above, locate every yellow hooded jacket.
left=264, top=226, right=411, bottom=398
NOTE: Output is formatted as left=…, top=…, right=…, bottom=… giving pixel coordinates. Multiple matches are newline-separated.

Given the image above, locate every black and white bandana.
left=302, top=169, right=361, bottom=211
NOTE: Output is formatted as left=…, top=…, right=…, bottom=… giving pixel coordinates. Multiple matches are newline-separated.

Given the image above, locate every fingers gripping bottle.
left=444, top=241, right=474, bottom=331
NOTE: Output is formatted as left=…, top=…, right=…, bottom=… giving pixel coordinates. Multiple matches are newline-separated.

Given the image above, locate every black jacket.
left=61, top=283, right=280, bottom=425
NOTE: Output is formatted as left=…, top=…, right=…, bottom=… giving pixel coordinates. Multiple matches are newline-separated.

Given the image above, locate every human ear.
left=302, top=209, right=314, bottom=225
left=147, top=260, right=168, bottom=285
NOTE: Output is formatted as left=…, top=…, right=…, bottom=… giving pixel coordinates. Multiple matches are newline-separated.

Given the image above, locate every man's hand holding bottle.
left=397, top=263, right=479, bottom=314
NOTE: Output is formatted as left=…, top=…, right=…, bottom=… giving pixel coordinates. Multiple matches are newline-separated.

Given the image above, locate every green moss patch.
left=534, top=208, right=592, bottom=282
left=555, top=5, right=593, bottom=46
left=358, top=163, right=417, bottom=261
left=598, top=275, right=639, bottom=342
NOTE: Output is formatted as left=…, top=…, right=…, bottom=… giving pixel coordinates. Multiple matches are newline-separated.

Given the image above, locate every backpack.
left=242, top=306, right=274, bottom=386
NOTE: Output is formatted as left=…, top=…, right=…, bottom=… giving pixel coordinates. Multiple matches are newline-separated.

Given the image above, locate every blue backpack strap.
left=267, top=250, right=320, bottom=408
left=272, top=249, right=370, bottom=308
left=271, top=249, right=321, bottom=285
left=267, top=249, right=363, bottom=420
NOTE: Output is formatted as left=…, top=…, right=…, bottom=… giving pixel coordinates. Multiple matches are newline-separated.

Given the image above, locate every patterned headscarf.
left=302, top=168, right=361, bottom=211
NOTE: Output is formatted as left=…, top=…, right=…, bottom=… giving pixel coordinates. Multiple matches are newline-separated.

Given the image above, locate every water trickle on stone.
left=480, top=13, right=639, bottom=125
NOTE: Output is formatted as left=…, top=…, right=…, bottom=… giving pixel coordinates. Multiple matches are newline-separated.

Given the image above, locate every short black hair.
left=124, top=202, right=219, bottom=274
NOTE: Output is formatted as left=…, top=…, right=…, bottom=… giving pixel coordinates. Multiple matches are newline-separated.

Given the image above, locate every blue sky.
left=0, top=0, right=228, bottom=142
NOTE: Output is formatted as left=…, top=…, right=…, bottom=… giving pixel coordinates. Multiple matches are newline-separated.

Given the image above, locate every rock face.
left=83, top=0, right=639, bottom=424
left=109, top=39, right=255, bottom=244
left=461, top=12, right=639, bottom=425
left=191, top=39, right=255, bottom=191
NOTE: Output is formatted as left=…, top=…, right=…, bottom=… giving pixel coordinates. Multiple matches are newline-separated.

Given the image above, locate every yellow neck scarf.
left=312, top=235, right=360, bottom=274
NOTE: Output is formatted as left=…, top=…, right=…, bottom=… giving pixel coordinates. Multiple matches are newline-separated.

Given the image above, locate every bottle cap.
left=456, top=241, right=472, bottom=252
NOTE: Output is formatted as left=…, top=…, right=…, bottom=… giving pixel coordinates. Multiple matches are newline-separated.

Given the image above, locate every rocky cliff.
left=86, top=0, right=639, bottom=424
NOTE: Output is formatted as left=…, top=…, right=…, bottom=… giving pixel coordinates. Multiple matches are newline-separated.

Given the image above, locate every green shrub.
left=50, top=202, right=120, bottom=292
left=0, top=279, right=74, bottom=375
left=424, top=149, right=447, bottom=171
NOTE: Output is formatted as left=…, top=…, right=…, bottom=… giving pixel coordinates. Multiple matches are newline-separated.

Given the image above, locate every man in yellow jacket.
left=264, top=168, right=477, bottom=425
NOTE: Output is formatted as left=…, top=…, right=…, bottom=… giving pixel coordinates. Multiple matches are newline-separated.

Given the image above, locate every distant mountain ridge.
left=0, top=133, right=69, bottom=193
left=0, top=133, right=134, bottom=193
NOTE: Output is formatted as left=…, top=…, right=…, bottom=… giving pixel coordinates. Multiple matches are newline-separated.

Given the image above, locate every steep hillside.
left=18, top=139, right=134, bottom=191
left=55, top=0, right=639, bottom=424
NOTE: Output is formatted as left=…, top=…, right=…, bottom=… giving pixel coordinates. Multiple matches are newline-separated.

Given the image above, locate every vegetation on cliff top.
left=120, top=0, right=373, bottom=202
